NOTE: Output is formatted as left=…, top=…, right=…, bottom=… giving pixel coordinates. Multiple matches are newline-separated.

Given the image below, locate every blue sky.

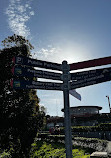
left=1, top=0, right=111, bottom=116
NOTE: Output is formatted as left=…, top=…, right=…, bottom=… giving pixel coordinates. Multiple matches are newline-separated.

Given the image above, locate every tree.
left=38, top=106, right=47, bottom=130
left=0, top=34, right=44, bottom=157
left=1, top=34, right=34, bottom=50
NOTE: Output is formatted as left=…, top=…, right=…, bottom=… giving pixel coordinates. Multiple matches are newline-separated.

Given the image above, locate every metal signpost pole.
left=106, top=96, right=111, bottom=113
left=62, top=61, right=72, bottom=158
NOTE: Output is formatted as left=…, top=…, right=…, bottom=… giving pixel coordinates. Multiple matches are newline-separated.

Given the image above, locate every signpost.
left=12, top=65, right=62, bottom=81
left=13, top=56, right=61, bottom=71
left=10, top=54, right=111, bottom=158
left=11, top=79, right=62, bottom=90
left=70, top=70, right=111, bottom=90
left=62, top=61, right=72, bottom=158
left=69, top=89, right=81, bottom=101
left=70, top=56, right=111, bottom=71
left=70, top=67, right=111, bottom=81
left=11, top=56, right=73, bottom=157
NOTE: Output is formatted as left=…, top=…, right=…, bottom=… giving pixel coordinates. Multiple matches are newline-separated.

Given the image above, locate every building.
left=46, top=105, right=111, bottom=140
left=47, top=105, right=111, bottom=128
left=47, top=116, right=64, bottom=129
left=61, top=105, right=102, bottom=126
left=62, top=105, right=102, bottom=117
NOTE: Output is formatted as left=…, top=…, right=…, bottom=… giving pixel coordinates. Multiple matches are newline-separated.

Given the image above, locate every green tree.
left=38, top=106, right=47, bottom=130
left=1, top=34, right=34, bottom=50
left=0, top=34, right=45, bottom=157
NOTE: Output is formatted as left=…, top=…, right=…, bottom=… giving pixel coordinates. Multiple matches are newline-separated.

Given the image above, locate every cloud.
left=6, top=0, right=34, bottom=38
left=32, top=45, right=63, bottom=63
left=30, top=11, right=34, bottom=16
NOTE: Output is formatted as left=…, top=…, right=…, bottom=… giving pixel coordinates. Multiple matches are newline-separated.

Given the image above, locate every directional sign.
left=70, top=67, right=111, bottom=81
left=70, top=70, right=111, bottom=90
left=13, top=56, right=61, bottom=71
left=69, top=89, right=81, bottom=101
left=10, top=79, right=62, bottom=90
left=11, top=65, right=62, bottom=81
left=70, top=56, right=111, bottom=71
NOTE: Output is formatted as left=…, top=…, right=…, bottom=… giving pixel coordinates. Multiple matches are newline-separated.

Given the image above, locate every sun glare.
left=56, top=43, right=92, bottom=64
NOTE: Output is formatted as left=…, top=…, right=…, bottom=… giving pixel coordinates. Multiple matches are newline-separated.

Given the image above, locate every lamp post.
left=106, top=96, right=111, bottom=113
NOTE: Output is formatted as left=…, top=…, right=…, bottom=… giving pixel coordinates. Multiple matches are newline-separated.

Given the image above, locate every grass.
left=30, top=141, right=90, bottom=158
left=0, top=137, right=92, bottom=157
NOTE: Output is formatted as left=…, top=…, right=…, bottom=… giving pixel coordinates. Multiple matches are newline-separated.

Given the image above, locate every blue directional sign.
left=70, top=67, right=111, bottom=81
left=13, top=56, right=61, bottom=71
left=11, top=79, right=62, bottom=90
left=70, top=68, right=111, bottom=89
left=12, top=65, right=62, bottom=81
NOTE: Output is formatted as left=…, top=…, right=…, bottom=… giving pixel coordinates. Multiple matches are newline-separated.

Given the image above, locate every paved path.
left=107, top=141, right=111, bottom=154
left=90, top=152, right=108, bottom=157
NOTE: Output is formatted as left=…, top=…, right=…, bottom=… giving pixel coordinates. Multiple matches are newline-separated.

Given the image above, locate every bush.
left=59, top=123, right=111, bottom=133
left=30, top=141, right=90, bottom=158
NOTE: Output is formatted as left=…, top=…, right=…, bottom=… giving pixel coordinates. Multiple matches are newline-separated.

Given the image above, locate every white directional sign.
left=69, top=89, right=81, bottom=101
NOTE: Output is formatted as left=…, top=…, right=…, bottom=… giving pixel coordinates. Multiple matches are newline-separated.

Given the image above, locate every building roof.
left=61, top=105, right=102, bottom=112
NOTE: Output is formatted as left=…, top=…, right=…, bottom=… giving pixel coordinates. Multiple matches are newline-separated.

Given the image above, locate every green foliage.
left=30, top=141, right=90, bottom=158
left=98, top=123, right=111, bottom=131
left=0, top=150, right=11, bottom=158
left=72, top=149, right=89, bottom=158
left=37, top=133, right=108, bottom=153
left=1, top=34, right=34, bottom=50
left=0, top=145, right=14, bottom=158
left=0, top=34, right=45, bottom=157
left=72, top=136, right=108, bottom=143
left=0, top=43, right=33, bottom=153
left=59, top=123, right=111, bottom=133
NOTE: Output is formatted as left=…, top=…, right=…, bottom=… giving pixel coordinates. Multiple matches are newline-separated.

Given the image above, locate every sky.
left=0, top=0, right=111, bottom=116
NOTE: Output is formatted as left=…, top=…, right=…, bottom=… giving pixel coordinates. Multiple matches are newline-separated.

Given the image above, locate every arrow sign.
left=10, top=79, right=62, bottom=90
left=70, top=56, right=111, bottom=71
left=12, top=56, right=61, bottom=71
left=70, top=67, right=111, bottom=81
left=69, top=89, right=81, bottom=101
left=11, top=65, right=62, bottom=81
left=70, top=70, right=111, bottom=89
